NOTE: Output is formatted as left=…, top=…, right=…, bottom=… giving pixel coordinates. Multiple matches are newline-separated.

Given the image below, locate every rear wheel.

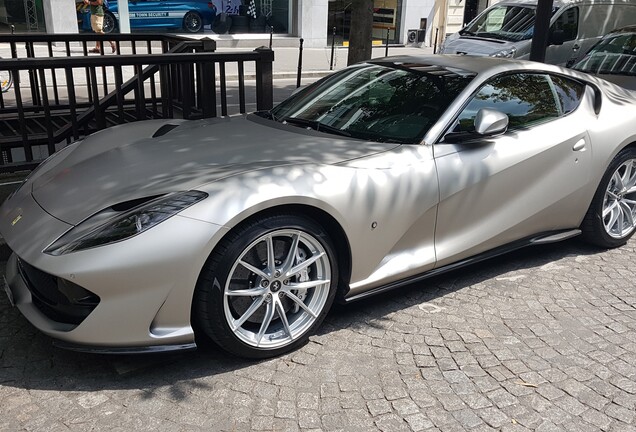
left=103, top=11, right=117, bottom=34
left=582, top=148, right=636, bottom=248
left=183, top=11, right=203, bottom=33
left=193, top=214, right=338, bottom=358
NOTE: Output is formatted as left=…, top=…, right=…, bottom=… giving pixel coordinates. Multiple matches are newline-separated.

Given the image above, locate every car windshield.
left=572, top=32, right=636, bottom=76
left=269, top=63, right=474, bottom=144
left=460, top=5, right=538, bottom=42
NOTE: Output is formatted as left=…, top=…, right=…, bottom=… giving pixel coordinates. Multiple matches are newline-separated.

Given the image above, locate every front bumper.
left=2, top=193, right=228, bottom=352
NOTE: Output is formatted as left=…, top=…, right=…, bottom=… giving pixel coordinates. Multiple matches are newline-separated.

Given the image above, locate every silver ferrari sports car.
left=2, top=55, right=636, bottom=358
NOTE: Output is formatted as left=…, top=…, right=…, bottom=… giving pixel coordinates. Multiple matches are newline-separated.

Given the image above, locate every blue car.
left=78, top=0, right=217, bottom=33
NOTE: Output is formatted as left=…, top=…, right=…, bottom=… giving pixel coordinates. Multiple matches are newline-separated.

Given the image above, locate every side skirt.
left=52, top=340, right=197, bottom=354
left=344, top=229, right=581, bottom=303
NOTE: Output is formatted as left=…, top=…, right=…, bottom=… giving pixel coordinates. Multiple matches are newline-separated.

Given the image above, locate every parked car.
left=78, top=0, right=217, bottom=33
left=571, top=25, right=636, bottom=91
left=3, top=55, right=636, bottom=358
left=439, top=0, right=636, bottom=66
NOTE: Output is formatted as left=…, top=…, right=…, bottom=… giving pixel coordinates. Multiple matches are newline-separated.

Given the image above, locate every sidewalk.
left=0, top=40, right=433, bottom=81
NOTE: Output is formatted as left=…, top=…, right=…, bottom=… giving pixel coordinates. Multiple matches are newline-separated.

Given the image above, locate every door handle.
left=573, top=139, right=586, bottom=151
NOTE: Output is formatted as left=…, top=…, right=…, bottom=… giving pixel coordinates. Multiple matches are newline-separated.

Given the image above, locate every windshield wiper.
left=459, top=29, right=475, bottom=36
left=281, top=117, right=352, bottom=137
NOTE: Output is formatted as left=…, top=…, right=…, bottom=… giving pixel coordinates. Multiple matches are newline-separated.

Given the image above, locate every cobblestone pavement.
left=1, top=238, right=635, bottom=432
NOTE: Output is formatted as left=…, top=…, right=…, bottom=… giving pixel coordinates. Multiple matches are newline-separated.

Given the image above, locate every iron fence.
left=0, top=33, right=274, bottom=173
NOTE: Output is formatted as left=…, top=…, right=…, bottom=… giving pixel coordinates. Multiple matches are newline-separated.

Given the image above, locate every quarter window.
left=455, top=73, right=560, bottom=132
left=549, top=75, right=585, bottom=115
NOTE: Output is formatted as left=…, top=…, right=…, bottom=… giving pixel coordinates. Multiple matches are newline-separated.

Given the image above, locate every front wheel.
left=183, top=11, right=203, bottom=33
left=582, top=147, right=636, bottom=248
left=102, top=11, right=117, bottom=34
left=0, top=70, right=12, bottom=93
left=193, top=214, right=338, bottom=358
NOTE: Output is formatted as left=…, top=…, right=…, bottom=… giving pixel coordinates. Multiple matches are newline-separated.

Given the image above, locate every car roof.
left=370, top=54, right=564, bottom=76
left=607, top=25, right=636, bottom=34
left=369, top=54, right=635, bottom=97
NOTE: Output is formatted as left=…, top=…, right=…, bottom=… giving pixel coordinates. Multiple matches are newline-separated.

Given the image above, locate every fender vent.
left=152, top=124, right=180, bottom=138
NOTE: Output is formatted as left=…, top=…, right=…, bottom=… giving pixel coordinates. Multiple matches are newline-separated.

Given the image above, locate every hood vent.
left=152, top=124, right=180, bottom=138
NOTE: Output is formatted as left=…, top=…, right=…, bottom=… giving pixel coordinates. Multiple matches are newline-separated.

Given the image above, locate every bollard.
left=385, top=28, right=390, bottom=57
left=269, top=26, right=274, bottom=49
left=296, top=38, right=304, bottom=88
left=433, top=28, right=439, bottom=54
left=329, top=26, right=336, bottom=71
left=10, top=25, right=15, bottom=34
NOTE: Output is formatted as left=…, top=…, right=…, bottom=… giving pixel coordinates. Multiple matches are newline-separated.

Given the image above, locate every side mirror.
left=549, top=29, right=566, bottom=46
left=474, top=108, right=508, bottom=136
left=443, top=109, right=508, bottom=143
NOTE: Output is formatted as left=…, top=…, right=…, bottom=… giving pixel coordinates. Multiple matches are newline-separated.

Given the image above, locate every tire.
left=103, top=11, right=117, bottom=34
left=212, top=13, right=231, bottom=34
left=0, top=70, right=12, bottom=93
left=183, top=11, right=203, bottom=33
left=581, top=147, right=636, bottom=248
left=193, top=214, right=338, bottom=359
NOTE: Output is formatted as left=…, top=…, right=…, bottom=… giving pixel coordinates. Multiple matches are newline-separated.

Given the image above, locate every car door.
left=433, top=72, right=595, bottom=267
left=546, top=7, right=580, bottom=66
left=128, top=0, right=171, bottom=28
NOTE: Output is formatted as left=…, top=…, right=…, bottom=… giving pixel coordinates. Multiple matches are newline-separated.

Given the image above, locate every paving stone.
left=404, top=413, right=435, bottom=431
left=604, top=402, right=635, bottom=424
left=581, top=409, right=613, bottom=431
left=374, top=413, right=410, bottom=432
left=477, top=407, right=509, bottom=428
left=452, top=408, right=484, bottom=429
left=487, top=389, right=519, bottom=409
left=367, top=399, right=392, bottom=417
left=1, top=240, right=635, bottom=431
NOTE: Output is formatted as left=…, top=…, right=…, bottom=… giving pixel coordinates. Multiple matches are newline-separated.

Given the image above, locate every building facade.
left=0, top=0, right=483, bottom=48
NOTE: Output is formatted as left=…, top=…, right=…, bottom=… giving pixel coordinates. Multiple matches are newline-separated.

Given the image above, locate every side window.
left=549, top=75, right=585, bottom=115
left=552, top=7, right=579, bottom=42
left=455, top=74, right=560, bottom=132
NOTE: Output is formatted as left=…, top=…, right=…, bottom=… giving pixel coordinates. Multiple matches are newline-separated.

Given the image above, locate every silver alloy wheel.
left=223, top=229, right=331, bottom=349
left=603, top=158, right=636, bottom=238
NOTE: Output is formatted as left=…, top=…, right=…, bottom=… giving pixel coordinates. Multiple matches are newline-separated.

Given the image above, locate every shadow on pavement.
left=0, top=237, right=606, bottom=399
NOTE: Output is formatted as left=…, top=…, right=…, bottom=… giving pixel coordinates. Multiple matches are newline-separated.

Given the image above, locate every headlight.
left=490, top=47, right=517, bottom=58
left=44, top=191, right=208, bottom=256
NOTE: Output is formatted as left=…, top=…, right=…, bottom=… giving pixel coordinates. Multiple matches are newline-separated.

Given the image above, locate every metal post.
left=433, top=28, right=439, bottom=54
left=118, top=0, right=131, bottom=33
left=269, top=26, right=274, bottom=49
left=10, top=25, right=15, bottom=34
left=255, top=47, right=274, bottom=110
left=296, top=38, right=304, bottom=88
left=529, top=0, right=554, bottom=62
left=329, top=26, right=336, bottom=71
left=385, top=28, right=390, bottom=57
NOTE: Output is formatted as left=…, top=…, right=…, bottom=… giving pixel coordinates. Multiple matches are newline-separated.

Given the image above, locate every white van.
left=439, top=0, right=636, bottom=66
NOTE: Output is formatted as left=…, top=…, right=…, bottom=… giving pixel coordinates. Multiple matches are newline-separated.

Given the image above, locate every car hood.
left=441, top=35, right=512, bottom=56
left=30, top=115, right=396, bottom=225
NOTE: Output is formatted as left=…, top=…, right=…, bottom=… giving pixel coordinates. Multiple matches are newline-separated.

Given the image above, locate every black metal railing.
left=0, top=33, right=274, bottom=173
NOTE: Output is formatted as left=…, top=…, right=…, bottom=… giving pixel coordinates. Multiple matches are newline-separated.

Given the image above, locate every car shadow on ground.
left=0, top=237, right=606, bottom=399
